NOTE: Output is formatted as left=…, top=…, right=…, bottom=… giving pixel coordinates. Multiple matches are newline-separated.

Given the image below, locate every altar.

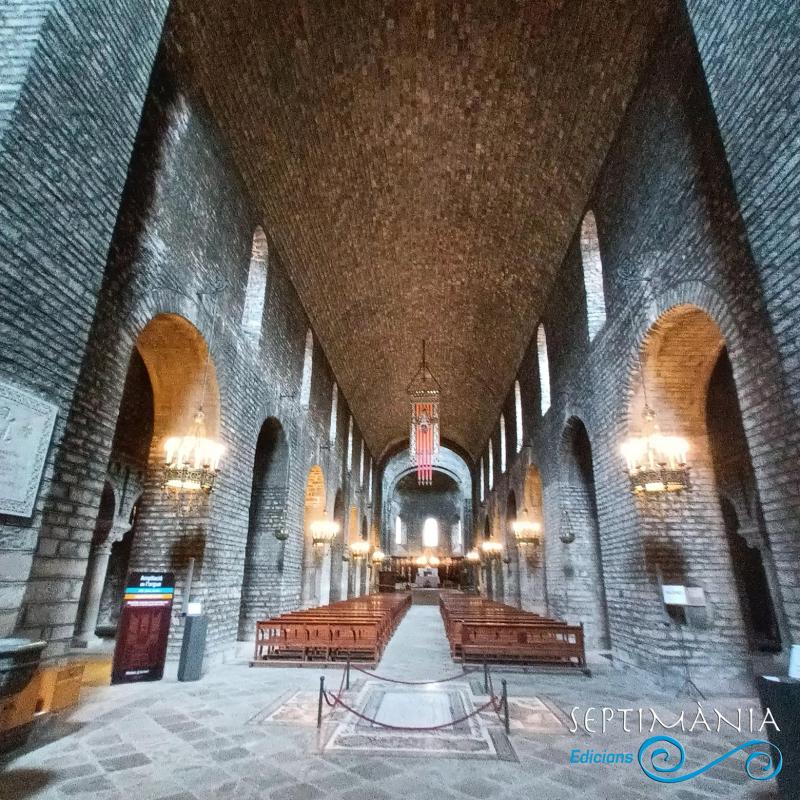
left=414, top=567, right=440, bottom=589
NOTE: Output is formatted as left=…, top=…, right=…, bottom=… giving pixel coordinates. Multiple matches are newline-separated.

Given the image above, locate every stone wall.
left=478, top=5, right=800, bottom=688
left=0, top=0, right=171, bottom=637
left=3, top=34, right=375, bottom=657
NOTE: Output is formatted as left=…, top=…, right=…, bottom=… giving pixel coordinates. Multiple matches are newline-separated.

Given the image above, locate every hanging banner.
left=112, top=572, right=175, bottom=684
left=407, top=341, right=441, bottom=486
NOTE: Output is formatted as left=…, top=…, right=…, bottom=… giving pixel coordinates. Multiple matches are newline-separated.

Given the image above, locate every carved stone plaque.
left=0, top=381, right=58, bottom=517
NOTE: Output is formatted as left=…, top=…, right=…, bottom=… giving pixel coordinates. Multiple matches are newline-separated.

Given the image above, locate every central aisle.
left=377, top=603, right=456, bottom=679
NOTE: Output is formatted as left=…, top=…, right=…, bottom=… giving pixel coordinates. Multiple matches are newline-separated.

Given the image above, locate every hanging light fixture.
left=415, top=554, right=429, bottom=567
left=163, top=410, right=225, bottom=492
left=163, top=291, right=225, bottom=496
left=407, top=340, right=441, bottom=486
left=466, top=548, right=481, bottom=563
left=349, top=540, right=370, bottom=560
left=618, top=276, right=691, bottom=496
left=622, top=405, right=690, bottom=494
left=310, top=519, right=340, bottom=547
left=481, top=540, right=503, bottom=559
left=511, top=514, right=542, bottom=545
left=371, top=549, right=386, bottom=564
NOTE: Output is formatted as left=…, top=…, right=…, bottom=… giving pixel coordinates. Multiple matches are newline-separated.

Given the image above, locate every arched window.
left=479, top=457, right=485, bottom=502
left=329, top=383, right=338, bottom=444
left=499, top=415, right=507, bottom=473
left=346, top=416, right=354, bottom=472
left=580, top=210, right=607, bottom=340
left=359, top=440, right=365, bottom=486
left=300, top=330, right=313, bottom=406
left=488, top=443, right=494, bottom=490
left=537, top=324, right=551, bottom=415
left=242, top=227, right=268, bottom=342
left=514, top=380, right=523, bottom=452
left=395, top=516, right=403, bottom=545
left=367, top=459, right=373, bottom=502
left=422, top=517, right=439, bottom=548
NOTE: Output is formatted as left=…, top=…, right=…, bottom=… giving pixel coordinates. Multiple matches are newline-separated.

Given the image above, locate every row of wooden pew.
left=252, top=593, right=411, bottom=665
left=439, top=592, right=587, bottom=669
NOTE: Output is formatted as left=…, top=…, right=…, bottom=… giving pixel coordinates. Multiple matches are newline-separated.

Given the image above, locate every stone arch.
left=558, top=416, right=610, bottom=650
left=300, top=464, right=326, bottom=607
left=97, top=313, right=221, bottom=655
left=238, top=417, right=290, bottom=637
left=627, top=304, right=787, bottom=668
left=328, top=489, right=345, bottom=602
left=519, top=464, right=546, bottom=611
left=505, top=490, right=521, bottom=607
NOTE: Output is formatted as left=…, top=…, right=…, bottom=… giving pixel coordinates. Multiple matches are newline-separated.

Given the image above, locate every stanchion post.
left=317, top=676, right=325, bottom=729
left=346, top=656, right=350, bottom=690
left=483, top=661, right=489, bottom=694
left=501, top=678, right=509, bottom=735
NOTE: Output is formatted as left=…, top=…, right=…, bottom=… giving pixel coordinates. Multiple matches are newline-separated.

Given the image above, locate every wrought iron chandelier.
left=481, top=540, right=503, bottom=558
left=349, top=540, right=370, bottom=560
left=163, top=410, right=225, bottom=492
left=511, top=513, right=542, bottom=545
left=310, top=519, right=340, bottom=547
left=622, top=405, right=690, bottom=494
left=618, top=274, right=690, bottom=496
left=407, top=340, right=441, bottom=486
left=163, top=290, right=225, bottom=496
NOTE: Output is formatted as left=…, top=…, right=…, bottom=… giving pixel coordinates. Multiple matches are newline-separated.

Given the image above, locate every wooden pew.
left=438, top=592, right=586, bottom=669
left=253, top=592, right=411, bottom=665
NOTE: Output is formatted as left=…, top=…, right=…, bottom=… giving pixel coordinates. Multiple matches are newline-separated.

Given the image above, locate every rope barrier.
left=351, top=664, right=478, bottom=685
left=319, top=663, right=510, bottom=735
left=324, top=692, right=499, bottom=732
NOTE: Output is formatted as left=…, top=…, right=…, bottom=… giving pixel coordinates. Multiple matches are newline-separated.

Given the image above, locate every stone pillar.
left=340, top=559, right=350, bottom=600
left=319, top=547, right=331, bottom=605
left=74, top=529, right=124, bottom=645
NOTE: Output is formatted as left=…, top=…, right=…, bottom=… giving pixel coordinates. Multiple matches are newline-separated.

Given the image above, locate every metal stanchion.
left=317, top=676, right=325, bottom=729
left=501, top=678, right=510, bottom=735
left=346, top=656, right=350, bottom=690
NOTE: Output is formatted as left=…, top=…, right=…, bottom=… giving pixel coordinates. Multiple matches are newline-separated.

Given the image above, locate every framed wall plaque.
left=112, top=572, right=175, bottom=684
left=0, top=380, right=58, bottom=517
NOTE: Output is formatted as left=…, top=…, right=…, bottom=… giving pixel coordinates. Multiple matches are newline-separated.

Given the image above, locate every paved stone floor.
left=0, top=607, right=782, bottom=799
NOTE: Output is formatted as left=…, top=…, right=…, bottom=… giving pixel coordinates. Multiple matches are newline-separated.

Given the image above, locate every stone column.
left=74, top=528, right=125, bottom=645
left=353, top=560, right=362, bottom=597
left=319, top=547, right=331, bottom=605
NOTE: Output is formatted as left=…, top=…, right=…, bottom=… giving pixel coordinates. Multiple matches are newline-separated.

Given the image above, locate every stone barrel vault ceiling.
left=171, top=0, right=667, bottom=460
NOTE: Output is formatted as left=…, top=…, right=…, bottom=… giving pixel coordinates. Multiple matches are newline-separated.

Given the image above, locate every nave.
left=1, top=602, right=775, bottom=800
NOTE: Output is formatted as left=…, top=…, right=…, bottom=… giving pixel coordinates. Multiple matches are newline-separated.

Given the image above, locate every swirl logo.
left=638, top=736, right=782, bottom=783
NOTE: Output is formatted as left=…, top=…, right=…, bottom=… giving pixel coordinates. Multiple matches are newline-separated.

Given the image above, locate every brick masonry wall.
left=685, top=0, right=800, bottom=419
left=480, top=5, right=800, bottom=688
left=5, top=34, right=375, bottom=657
left=0, top=1, right=50, bottom=137
left=0, top=0, right=170, bottom=636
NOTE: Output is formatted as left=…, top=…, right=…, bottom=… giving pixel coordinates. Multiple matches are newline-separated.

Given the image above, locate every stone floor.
left=0, top=607, right=782, bottom=799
